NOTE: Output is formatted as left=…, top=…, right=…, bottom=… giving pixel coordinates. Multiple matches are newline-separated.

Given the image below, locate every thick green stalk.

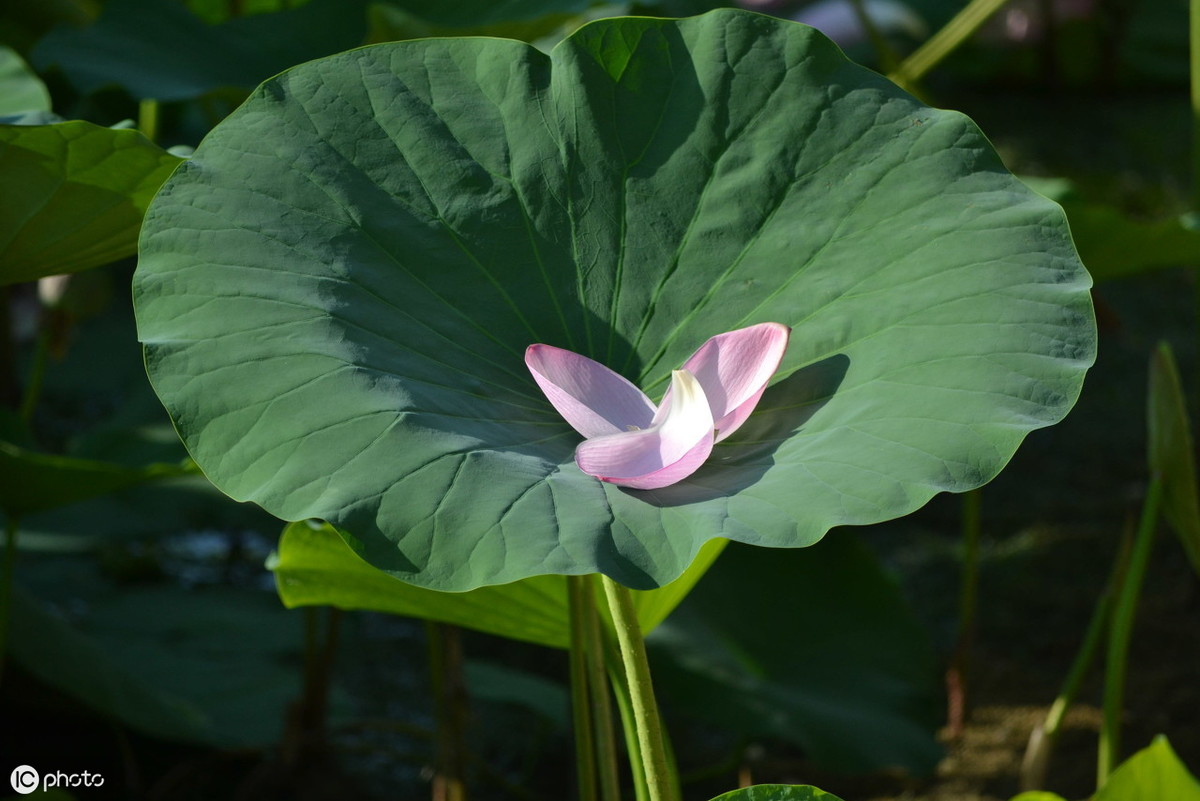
left=583, top=576, right=622, bottom=801
left=600, top=576, right=675, bottom=801
left=606, top=645, right=649, bottom=801
left=889, top=0, right=1013, bottom=92
left=285, top=606, right=342, bottom=764
left=1098, top=477, right=1163, bottom=786
left=427, top=622, right=468, bottom=801
left=568, top=576, right=599, bottom=801
left=947, top=488, right=982, bottom=737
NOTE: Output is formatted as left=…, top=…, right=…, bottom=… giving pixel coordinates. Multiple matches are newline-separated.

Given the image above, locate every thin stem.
left=1020, top=529, right=1130, bottom=790
left=0, top=516, right=18, bottom=685
left=285, top=606, right=341, bottom=764
left=0, top=287, right=19, bottom=410
left=1098, top=477, right=1163, bottom=786
left=427, top=622, right=468, bottom=801
left=888, top=0, right=1014, bottom=92
left=319, top=609, right=341, bottom=713
left=568, top=576, right=599, bottom=801
left=947, top=488, right=982, bottom=738
left=583, top=576, right=622, bottom=801
left=18, top=329, right=48, bottom=423
left=849, top=0, right=901, bottom=72
left=599, top=576, right=675, bottom=801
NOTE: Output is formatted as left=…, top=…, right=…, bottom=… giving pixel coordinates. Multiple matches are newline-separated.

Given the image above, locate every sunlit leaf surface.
left=135, top=10, right=1095, bottom=591
left=1096, top=736, right=1200, bottom=801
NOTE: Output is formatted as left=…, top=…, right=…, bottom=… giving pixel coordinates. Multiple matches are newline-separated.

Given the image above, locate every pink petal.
left=526, top=344, right=657, bottom=438
left=678, top=322, right=790, bottom=442
left=576, top=369, right=715, bottom=489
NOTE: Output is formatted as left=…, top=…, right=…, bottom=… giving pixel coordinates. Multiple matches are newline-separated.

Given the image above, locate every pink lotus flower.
left=525, top=323, right=791, bottom=490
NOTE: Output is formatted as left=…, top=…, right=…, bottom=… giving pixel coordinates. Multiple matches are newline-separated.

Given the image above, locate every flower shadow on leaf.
left=632, top=353, right=849, bottom=506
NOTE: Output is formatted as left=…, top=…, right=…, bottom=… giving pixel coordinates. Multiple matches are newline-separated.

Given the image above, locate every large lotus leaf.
left=134, top=10, right=1095, bottom=591
left=32, top=0, right=367, bottom=102
left=270, top=520, right=724, bottom=649
left=0, top=120, right=183, bottom=284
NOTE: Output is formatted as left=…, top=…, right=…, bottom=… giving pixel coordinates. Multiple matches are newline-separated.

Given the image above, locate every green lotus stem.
left=0, top=516, right=18, bottom=685
left=1020, top=530, right=1127, bottom=790
left=139, top=99, right=159, bottom=144
left=947, top=488, right=982, bottom=736
left=583, top=576, right=622, bottom=801
left=605, top=644, right=649, bottom=801
left=1098, top=476, right=1162, bottom=786
left=603, top=618, right=681, bottom=801
left=568, top=576, right=599, bottom=801
left=286, top=606, right=342, bottom=763
left=600, top=575, right=675, bottom=801
left=888, top=0, right=1013, bottom=92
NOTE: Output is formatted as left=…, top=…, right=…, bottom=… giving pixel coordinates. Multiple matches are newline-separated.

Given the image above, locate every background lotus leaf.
left=0, top=46, right=50, bottom=115
left=270, top=519, right=725, bottom=649
left=33, top=0, right=368, bottom=101
left=0, top=120, right=182, bottom=284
